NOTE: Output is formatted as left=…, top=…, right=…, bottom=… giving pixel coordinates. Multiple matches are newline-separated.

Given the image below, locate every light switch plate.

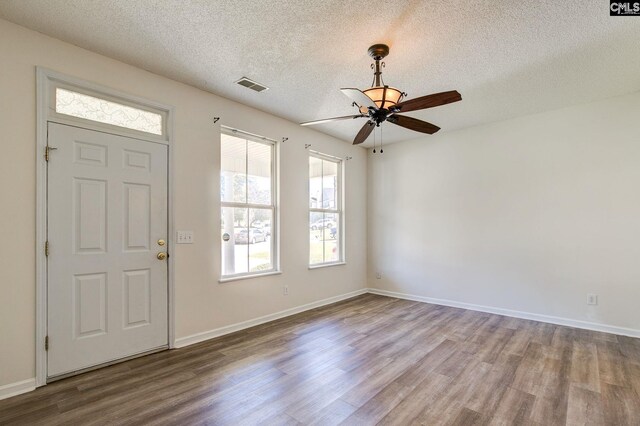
left=177, top=231, right=194, bottom=244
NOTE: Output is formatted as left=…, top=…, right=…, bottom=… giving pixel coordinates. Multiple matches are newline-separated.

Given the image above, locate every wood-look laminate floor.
left=1, top=294, right=639, bottom=425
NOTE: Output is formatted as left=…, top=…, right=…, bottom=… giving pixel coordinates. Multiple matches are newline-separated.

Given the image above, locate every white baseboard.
left=4, top=286, right=635, bottom=401
left=0, top=378, right=36, bottom=401
left=1, top=289, right=367, bottom=399
left=174, top=289, right=368, bottom=348
left=176, top=286, right=640, bottom=349
left=367, top=288, right=640, bottom=338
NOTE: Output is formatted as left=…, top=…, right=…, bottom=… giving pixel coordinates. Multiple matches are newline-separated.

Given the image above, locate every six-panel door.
left=47, top=123, right=168, bottom=378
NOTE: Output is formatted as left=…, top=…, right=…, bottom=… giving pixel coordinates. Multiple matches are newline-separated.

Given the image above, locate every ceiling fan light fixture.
left=363, top=86, right=403, bottom=109
left=299, top=43, right=461, bottom=147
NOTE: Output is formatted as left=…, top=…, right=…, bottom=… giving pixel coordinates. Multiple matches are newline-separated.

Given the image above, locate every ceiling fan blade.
left=393, top=90, right=461, bottom=113
left=353, top=121, right=375, bottom=145
left=387, top=115, right=440, bottom=134
left=340, top=88, right=377, bottom=109
left=300, top=114, right=366, bottom=126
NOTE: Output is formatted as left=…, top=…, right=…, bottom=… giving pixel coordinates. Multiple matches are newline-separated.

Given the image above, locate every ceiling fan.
left=301, top=44, right=462, bottom=146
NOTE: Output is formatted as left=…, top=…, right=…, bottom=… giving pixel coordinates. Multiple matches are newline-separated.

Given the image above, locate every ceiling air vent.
left=235, top=77, right=269, bottom=92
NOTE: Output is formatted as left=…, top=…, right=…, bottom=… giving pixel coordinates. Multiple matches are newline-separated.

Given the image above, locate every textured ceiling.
left=2, top=0, right=640, bottom=146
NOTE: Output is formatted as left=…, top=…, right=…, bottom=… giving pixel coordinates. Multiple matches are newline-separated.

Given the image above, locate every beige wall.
left=0, top=19, right=367, bottom=387
left=3, top=15, right=640, bottom=390
left=368, top=91, right=640, bottom=333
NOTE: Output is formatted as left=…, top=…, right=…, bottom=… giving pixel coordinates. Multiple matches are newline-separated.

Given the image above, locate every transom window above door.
left=56, top=88, right=163, bottom=135
left=48, top=80, right=169, bottom=141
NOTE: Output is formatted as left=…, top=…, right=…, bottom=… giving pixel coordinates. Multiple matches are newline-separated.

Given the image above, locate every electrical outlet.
left=376, top=272, right=382, bottom=279
left=283, top=285, right=289, bottom=296
left=587, top=293, right=598, bottom=305
left=176, top=231, right=194, bottom=244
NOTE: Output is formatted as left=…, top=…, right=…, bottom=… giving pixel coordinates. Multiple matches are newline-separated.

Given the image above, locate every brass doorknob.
left=157, top=252, right=168, bottom=260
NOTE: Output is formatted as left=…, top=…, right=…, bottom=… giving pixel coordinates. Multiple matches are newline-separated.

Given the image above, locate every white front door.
left=47, top=123, right=169, bottom=378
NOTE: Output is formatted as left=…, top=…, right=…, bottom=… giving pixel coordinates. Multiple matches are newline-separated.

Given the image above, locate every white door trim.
left=35, top=67, right=176, bottom=387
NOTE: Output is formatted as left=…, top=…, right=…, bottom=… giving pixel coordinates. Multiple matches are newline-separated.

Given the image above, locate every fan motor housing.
left=370, top=108, right=391, bottom=125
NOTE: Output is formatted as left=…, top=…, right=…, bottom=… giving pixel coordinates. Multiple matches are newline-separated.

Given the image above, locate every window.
left=309, top=152, right=343, bottom=266
left=220, top=128, right=277, bottom=279
left=55, top=88, right=164, bottom=136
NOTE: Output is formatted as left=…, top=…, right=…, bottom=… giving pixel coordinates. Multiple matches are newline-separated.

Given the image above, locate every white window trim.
left=35, top=68, right=176, bottom=387
left=219, top=270, right=283, bottom=283
left=309, top=261, right=346, bottom=270
left=219, top=127, right=280, bottom=281
left=308, top=151, right=345, bottom=267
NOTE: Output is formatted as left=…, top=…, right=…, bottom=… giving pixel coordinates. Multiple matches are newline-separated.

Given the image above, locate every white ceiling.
left=2, top=0, right=639, bottom=146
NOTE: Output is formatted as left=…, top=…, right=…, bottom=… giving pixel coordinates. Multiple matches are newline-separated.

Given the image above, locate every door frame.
left=35, top=67, right=176, bottom=386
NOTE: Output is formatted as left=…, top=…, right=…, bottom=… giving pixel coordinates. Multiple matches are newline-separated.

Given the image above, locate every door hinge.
left=45, top=241, right=49, bottom=257
left=45, top=336, right=49, bottom=351
left=44, top=146, right=58, bottom=162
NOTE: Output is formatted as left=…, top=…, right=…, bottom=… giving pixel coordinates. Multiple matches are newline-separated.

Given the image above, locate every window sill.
left=308, top=262, right=346, bottom=270
left=219, top=270, right=282, bottom=283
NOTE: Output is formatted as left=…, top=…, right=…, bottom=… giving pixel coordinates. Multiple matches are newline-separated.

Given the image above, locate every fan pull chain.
left=380, top=125, right=384, bottom=153
left=373, top=124, right=377, bottom=153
